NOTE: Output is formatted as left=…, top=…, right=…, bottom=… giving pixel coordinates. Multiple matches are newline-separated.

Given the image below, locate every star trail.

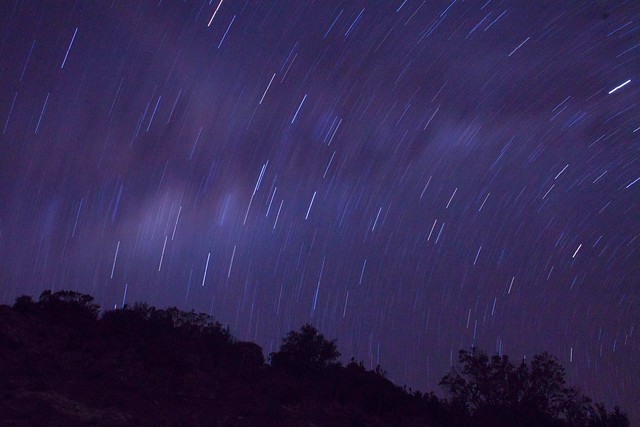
left=0, top=0, right=638, bottom=421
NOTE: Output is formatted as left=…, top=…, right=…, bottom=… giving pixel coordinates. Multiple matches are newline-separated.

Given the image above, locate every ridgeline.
left=0, top=290, right=629, bottom=426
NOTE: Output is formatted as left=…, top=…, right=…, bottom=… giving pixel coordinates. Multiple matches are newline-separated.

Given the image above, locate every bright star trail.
left=0, top=1, right=638, bottom=422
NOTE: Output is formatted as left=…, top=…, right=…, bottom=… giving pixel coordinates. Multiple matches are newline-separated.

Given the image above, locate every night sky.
left=0, top=0, right=638, bottom=421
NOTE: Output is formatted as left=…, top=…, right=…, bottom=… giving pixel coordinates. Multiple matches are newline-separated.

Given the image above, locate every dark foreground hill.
left=0, top=291, right=629, bottom=426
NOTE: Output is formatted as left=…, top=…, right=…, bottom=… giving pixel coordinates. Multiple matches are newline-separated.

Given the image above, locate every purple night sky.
left=0, top=0, right=638, bottom=421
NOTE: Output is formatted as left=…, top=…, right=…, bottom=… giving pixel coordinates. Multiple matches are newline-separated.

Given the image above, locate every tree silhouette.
left=270, top=323, right=340, bottom=373
left=526, top=351, right=572, bottom=418
left=440, top=347, right=630, bottom=426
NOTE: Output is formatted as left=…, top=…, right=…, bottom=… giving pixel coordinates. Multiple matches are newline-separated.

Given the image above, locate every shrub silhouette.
left=335, top=359, right=414, bottom=416
left=230, top=341, right=265, bottom=371
left=270, top=323, right=340, bottom=373
left=13, top=295, right=36, bottom=313
left=37, top=290, right=100, bottom=321
left=99, top=302, right=240, bottom=375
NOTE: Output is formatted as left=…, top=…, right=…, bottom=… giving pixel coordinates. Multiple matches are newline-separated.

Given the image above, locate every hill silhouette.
left=0, top=290, right=629, bottom=426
